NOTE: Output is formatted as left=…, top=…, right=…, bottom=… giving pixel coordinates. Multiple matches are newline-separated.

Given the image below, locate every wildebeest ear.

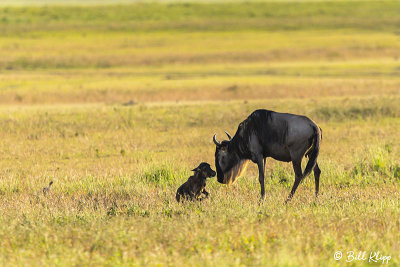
left=191, top=167, right=199, bottom=172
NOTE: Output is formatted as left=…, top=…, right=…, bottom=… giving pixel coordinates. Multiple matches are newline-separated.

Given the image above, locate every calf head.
left=192, top=162, right=216, bottom=178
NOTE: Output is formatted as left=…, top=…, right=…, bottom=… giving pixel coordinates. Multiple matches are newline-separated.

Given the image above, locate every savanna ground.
left=0, top=0, right=399, bottom=266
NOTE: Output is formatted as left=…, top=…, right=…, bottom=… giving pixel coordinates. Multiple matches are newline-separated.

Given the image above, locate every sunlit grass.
left=0, top=0, right=399, bottom=266
left=1, top=60, right=400, bottom=104
left=1, top=30, right=399, bottom=70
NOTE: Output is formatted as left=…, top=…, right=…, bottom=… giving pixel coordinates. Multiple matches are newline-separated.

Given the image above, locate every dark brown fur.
left=176, top=162, right=216, bottom=202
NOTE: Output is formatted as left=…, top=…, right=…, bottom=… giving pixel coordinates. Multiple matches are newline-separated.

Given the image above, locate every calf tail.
left=303, top=124, right=321, bottom=178
left=176, top=187, right=182, bottom=202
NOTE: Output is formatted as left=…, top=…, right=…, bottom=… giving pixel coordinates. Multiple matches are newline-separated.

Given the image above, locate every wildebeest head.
left=213, top=132, right=248, bottom=184
left=192, top=162, right=216, bottom=178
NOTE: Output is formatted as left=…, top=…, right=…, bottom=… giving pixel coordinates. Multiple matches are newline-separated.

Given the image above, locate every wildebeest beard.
left=218, top=159, right=249, bottom=184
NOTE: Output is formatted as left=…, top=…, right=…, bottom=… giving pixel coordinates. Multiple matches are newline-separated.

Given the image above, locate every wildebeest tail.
left=302, top=124, right=321, bottom=178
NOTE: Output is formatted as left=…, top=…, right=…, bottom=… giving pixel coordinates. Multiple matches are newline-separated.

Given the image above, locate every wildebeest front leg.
left=263, top=158, right=267, bottom=177
left=263, top=158, right=272, bottom=181
left=256, top=157, right=266, bottom=200
left=285, top=160, right=303, bottom=203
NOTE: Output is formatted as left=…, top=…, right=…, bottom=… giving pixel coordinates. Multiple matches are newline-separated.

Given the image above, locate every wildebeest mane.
left=229, top=110, right=287, bottom=157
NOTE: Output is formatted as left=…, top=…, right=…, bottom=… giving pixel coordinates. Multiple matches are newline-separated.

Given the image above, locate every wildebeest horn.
left=213, top=134, right=221, bottom=146
left=225, top=131, right=232, bottom=141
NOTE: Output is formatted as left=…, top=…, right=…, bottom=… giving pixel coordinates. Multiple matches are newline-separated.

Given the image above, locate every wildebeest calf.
left=176, top=162, right=216, bottom=202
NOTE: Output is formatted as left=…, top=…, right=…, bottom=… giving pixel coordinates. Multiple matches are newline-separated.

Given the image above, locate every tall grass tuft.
left=140, top=163, right=187, bottom=186
left=351, top=146, right=400, bottom=184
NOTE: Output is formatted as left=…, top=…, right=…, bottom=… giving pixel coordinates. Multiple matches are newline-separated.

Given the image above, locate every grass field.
left=0, top=0, right=399, bottom=266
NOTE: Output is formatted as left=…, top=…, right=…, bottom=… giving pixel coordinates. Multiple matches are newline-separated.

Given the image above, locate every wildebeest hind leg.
left=313, top=163, right=321, bottom=197
left=285, top=160, right=303, bottom=204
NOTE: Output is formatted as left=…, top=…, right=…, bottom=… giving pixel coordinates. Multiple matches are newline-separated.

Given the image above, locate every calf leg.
left=202, top=189, right=209, bottom=199
left=314, top=163, right=321, bottom=197
left=187, top=190, right=195, bottom=201
left=285, top=160, right=303, bottom=204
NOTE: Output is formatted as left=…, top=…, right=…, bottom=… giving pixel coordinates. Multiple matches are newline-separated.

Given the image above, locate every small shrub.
left=350, top=147, right=399, bottom=184
left=352, top=161, right=368, bottom=176
left=391, top=165, right=400, bottom=181
left=126, top=206, right=150, bottom=217
left=372, top=156, right=386, bottom=172
left=106, top=202, right=118, bottom=217
left=271, top=165, right=292, bottom=188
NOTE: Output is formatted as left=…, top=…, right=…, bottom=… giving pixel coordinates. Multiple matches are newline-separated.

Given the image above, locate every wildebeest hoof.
left=284, top=198, right=292, bottom=205
left=258, top=196, right=266, bottom=205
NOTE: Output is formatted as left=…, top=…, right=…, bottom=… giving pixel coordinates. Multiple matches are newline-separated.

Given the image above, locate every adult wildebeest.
left=213, top=109, right=322, bottom=203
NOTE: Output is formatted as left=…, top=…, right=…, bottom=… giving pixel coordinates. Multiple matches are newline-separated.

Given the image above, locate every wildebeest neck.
left=193, top=171, right=206, bottom=181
